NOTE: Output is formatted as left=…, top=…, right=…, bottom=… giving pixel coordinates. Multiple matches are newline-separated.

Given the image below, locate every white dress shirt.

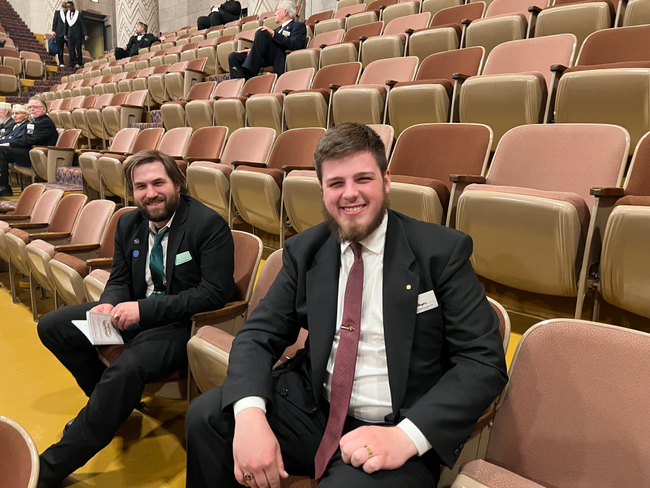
left=144, top=214, right=174, bottom=297
left=234, top=213, right=433, bottom=456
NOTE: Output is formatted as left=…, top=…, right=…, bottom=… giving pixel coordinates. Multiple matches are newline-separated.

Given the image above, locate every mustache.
left=143, top=196, right=165, bottom=205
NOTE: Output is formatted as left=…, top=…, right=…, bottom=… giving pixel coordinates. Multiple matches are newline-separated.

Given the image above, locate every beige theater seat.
left=117, top=70, right=140, bottom=93
left=186, top=127, right=276, bottom=223
left=162, top=81, right=217, bottom=130
left=197, top=38, right=219, bottom=75
left=32, top=129, right=81, bottom=182
left=1, top=48, right=22, bottom=77
left=92, top=75, right=113, bottom=95
left=459, top=34, right=577, bottom=151
left=26, top=199, right=115, bottom=311
left=624, top=0, right=650, bottom=25
left=156, top=127, right=193, bottom=166
left=452, top=319, right=650, bottom=488
left=0, top=416, right=39, bottom=488
left=49, top=97, right=72, bottom=128
left=131, top=67, right=156, bottom=109
left=5, top=193, right=85, bottom=318
left=421, top=0, right=463, bottom=20
left=86, top=93, right=128, bottom=150
left=306, top=10, right=334, bottom=33
left=346, top=9, right=380, bottom=31
left=136, top=52, right=154, bottom=70
left=246, top=68, right=315, bottom=133
left=382, top=1, right=420, bottom=24
left=49, top=207, right=136, bottom=306
left=387, top=47, right=485, bottom=136
left=388, top=123, right=492, bottom=224
left=230, top=128, right=326, bottom=245
left=186, top=78, right=244, bottom=131
left=123, top=55, right=140, bottom=72
left=360, top=12, right=431, bottom=68
left=315, top=4, right=367, bottom=35
left=78, top=128, right=139, bottom=199
left=149, top=50, right=168, bottom=68
left=21, top=51, right=45, bottom=79
left=285, top=29, right=345, bottom=72
left=180, top=42, right=200, bottom=63
left=102, top=89, right=148, bottom=137
left=0, top=184, right=45, bottom=262
left=319, top=22, right=384, bottom=68
left=58, top=95, right=86, bottom=130
left=178, top=126, right=229, bottom=172
left=454, top=124, right=628, bottom=315
left=213, top=74, right=277, bottom=135
left=284, top=62, right=362, bottom=129
left=147, top=64, right=171, bottom=106
left=332, top=56, right=419, bottom=125
left=72, top=94, right=109, bottom=147
left=283, top=124, right=394, bottom=233
left=216, top=30, right=257, bottom=73
left=96, top=128, right=164, bottom=203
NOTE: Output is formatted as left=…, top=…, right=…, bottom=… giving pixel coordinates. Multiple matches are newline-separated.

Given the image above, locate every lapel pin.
left=133, top=250, right=139, bottom=258
left=406, top=284, right=412, bottom=290
left=134, top=238, right=140, bottom=244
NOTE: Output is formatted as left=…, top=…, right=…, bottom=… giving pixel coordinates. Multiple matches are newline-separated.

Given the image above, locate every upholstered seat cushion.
left=393, top=78, right=454, bottom=97
left=29, top=239, right=57, bottom=258
left=565, top=61, right=650, bottom=74
left=391, top=175, right=451, bottom=211
left=458, top=459, right=545, bottom=488
left=615, top=195, right=650, bottom=207
left=236, top=166, right=284, bottom=188
left=0, top=221, right=9, bottom=232
left=9, top=228, right=30, bottom=244
left=54, top=252, right=89, bottom=278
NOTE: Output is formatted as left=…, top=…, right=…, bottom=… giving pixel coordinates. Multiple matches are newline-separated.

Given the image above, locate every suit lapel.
left=133, top=219, right=149, bottom=299
left=306, top=233, right=340, bottom=403
left=382, top=212, right=419, bottom=420
left=165, top=196, right=188, bottom=291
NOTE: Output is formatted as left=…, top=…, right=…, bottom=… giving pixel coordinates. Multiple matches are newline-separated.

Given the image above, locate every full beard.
left=137, top=191, right=180, bottom=223
left=323, top=191, right=389, bottom=243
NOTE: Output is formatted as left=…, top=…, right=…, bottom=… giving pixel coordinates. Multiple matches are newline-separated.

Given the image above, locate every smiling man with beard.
left=185, top=123, right=507, bottom=488
left=36, top=150, right=236, bottom=487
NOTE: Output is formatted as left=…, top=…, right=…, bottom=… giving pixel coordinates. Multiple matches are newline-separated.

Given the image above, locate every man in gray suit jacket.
left=185, top=123, right=508, bottom=488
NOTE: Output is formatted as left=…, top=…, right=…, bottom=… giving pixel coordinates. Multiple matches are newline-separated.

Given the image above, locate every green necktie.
left=149, top=227, right=169, bottom=297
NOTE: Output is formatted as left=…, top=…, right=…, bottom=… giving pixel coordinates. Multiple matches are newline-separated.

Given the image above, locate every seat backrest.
left=576, top=24, right=650, bottom=66
left=80, top=94, right=98, bottom=108
left=487, top=319, right=650, bottom=487
left=334, top=3, right=366, bottom=18
left=273, top=67, right=315, bottom=94
left=368, top=124, right=396, bottom=158
left=124, top=89, right=148, bottom=107
left=267, top=128, right=326, bottom=170
left=309, top=29, right=345, bottom=48
left=157, top=127, right=193, bottom=158
left=198, top=37, right=219, bottom=49
left=383, top=12, right=431, bottom=36
left=20, top=51, right=40, bottom=61
left=94, top=93, right=113, bottom=108
left=70, top=199, right=116, bottom=245
left=187, top=81, right=217, bottom=101
left=343, top=21, right=384, bottom=42
left=13, top=184, right=45, bottom=216
left=483, top=34, right=577, bottom=89
left=312, top=62, right=362, bottom=90
left=169, top=61, right=188, bottom=73
left=182, top=42, right=200, bottom=52
left=0, top=416, right=39, bottom=488
left=48, top=193, right=87, bottom=233
left=110, top=128, right=140, bottom=153
left=99, top=75, right=113, bottom=84
left=242, top=74, right=278, bottom=96
left=623, top=131, right=650, bottom=196
left=214, top=78, right=245, bottom=97
left=359, top=56, right=419, bottom=84
left=185, top=126, right=229, bottom=160
left=221, top=127, right=276, bottom=166
left=107, top=92, right=129, bottom=106
left=48, top=99, right=63, bottom=111
left=112, top=72, right=127, bottom=82
left=99, top=206, right=137, bottom=257
left=125, top=70, right=140, bottom=80
left=431, top=2, right=486, bottom=27
left=417, top=46, right=484, bottom=83
left=488, top=297, right=511, bottom=351
left=249, top=248, right=284, bottom=313
left=57, top=129, right=81, bottom=149
left=29, top=189, right=63, bottom=224
left=389, top=123, right=492, bottom=191
left=485, top=0, right=546, bottom=19
left=137, top=67, right=155, bottom=78
left=167, top=45, right=183, bottom=55
left=132, top=127, right=165, bottom=153
left=306, top=10, right=335, bottom=28
left=487, top=124, right=628, bottom=210
left=59, top=98, right=72, bottom=111
left=232, top=230, right=264, bottom=302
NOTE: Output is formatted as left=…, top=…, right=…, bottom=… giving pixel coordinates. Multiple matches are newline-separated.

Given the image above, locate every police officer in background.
left=115, top=22, right=166, bottom=60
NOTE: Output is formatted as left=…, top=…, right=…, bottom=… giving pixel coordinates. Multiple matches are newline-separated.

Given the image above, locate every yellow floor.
left=0, top=259, right=521, bottom=487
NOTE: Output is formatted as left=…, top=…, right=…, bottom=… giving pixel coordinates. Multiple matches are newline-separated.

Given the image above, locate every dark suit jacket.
left=125, top=33, right=161, bottom=57
left=65, top=12, right=87, bottom=39
left=0, top=117, right=16, bottom=137
left=223, top=210, right=508, bottom=470
left=52, top=10, right=67, bottom=38
left=99, top=195, right=237, bottom=329
left=7, top=115, right=58, bottom=149
left=210, top=0, right=241, bottom=23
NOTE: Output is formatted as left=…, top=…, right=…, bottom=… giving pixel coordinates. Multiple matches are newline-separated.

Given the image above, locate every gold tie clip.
left=341, top=325, right=355, bottom=331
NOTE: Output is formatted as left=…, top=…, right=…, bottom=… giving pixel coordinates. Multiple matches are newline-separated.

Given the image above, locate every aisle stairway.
left=0, top=0, right=55, bottom=64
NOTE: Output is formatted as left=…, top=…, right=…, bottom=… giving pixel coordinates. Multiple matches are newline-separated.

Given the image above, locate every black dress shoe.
left=230, top=66, right=247, bottom=79
left=0, top=185, right=13, bottom=197
left=62, top=417, right=75, bottom=435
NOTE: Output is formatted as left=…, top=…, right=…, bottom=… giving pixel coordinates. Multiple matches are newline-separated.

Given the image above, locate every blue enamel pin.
left=133, top=250, right=139, bottom=258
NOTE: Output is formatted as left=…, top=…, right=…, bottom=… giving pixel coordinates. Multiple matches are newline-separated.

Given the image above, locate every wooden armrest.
left=385, top=79, right=398, bottom=88
left=551, top=64, right=567, bottom=74
left=405, top=28, right=414, bottom=35
left=120, top=104, right=143, bottom=109
left=191, top=300, right=249, bottom=323
left=359, top=36, right=368, bottom=42
left=590, top=187, right=625, bottom=197
left=461, top=18, right=473, bottom=26
left=329, top=83, right=342, bottom=91
left=0, top=207, right=13, bottom=213
left=103, top=151, right=132, bottom=157
left=471, top=402, right=497, bottom=438
left=0, top=215, right=31, bottom=221
left=528, top=5, right=542, bottom=13
left=54, top=243, right=101, bottom=253
left=282, top=89, right=293, bottom=95
left=10, top=222, right=48, bottom=229
left=29, top=231, right=71, bottom=240
left=450, top=174, right=486, bottom=183
left=186, top=157, right=221, bottom=163
left=46, top=146, right=75, bottom=152
left=86, top=257, right=113, bottom=269
left=282, top=164, right=314, bottom=172
left=452, top=72, right=470, bottom=81
left=319, top=43, right=327, bottom=49
left=232, top=160, right=266, bottom=168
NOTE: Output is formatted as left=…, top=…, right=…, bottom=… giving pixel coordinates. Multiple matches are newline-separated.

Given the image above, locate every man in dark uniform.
left=0, top=100, right=58, bottom=197
left=0, top=102, right=15, bottom=137
left=64, top=1, right=88, bottom=68
left=115, top=22, right=166, bottom=60
left=197, top=0, right=242, bottom=30
left=51, top=2, right=68, bottom=67
left=228, top=0, right=306, bottom=80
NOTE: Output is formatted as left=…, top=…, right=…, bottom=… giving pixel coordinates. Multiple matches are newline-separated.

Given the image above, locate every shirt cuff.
left=233, top=396, right=267, bottom=418
left=397, top=418, right=432, bottom=456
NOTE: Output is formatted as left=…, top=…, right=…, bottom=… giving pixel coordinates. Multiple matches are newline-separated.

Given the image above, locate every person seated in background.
left=36, top=149, right=237, bottom=487
left=184, top=123, right=508, bottom=488
left=197, top=0, right=242, bottom=30
left=0, top=100, right=57, bottom=197
left=0, top=102, right=15, bottom=137
left=115, top=22, right=166, bottom=60
left=228, top=0, right=306, bottom=80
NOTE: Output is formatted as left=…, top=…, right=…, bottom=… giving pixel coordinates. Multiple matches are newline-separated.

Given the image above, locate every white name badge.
left=417, top=290, right=438, bottom=314
left=27, top=123, right=34, bottom=134
left=282, top=30, right=290, bottom=37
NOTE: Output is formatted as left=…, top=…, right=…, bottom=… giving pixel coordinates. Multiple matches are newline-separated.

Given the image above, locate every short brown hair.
left=313, top=123, right=388, bottom=182
left=123, top=149, right=188, bottom=196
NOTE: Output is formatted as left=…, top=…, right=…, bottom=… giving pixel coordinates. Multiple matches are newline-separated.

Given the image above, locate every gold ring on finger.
left=364, top=445, right=374, bottom=458
left=244, top=473, right=254, bottom=482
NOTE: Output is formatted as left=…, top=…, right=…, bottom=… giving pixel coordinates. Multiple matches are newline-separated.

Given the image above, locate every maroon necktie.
left=314, top=242, right=364, bottom=479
